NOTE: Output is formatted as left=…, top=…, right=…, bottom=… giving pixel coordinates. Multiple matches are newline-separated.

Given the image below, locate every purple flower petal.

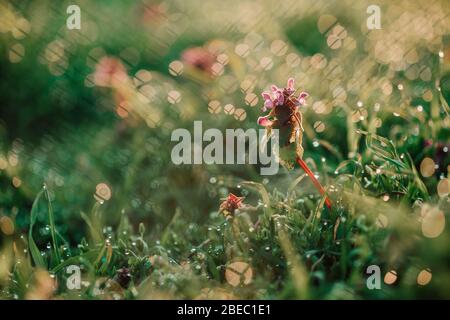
left=287, top=78, right=295, bottom=93
left=275, top=89, right=284, bottom=105
left=264, top=99, right=274, bottom=109
left=299, top=91, right=309, bottom=99
left=261, top=92, right=272, bottom=100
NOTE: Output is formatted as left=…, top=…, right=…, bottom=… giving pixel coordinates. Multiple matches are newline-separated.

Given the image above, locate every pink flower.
left=181, top=47, right=215, bottom=74
left=140, top=2, right=166, bottom=25
left=256, top=77, right=331, bottom=209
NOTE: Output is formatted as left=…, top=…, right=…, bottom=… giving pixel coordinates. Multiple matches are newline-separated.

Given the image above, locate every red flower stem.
left=296, top=157, right=332, bottom=209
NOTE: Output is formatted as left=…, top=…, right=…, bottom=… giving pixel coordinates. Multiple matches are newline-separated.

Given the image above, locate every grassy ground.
left=0, top=0, right=449, bottom=299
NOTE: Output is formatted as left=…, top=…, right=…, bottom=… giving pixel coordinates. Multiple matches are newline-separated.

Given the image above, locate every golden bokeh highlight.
left=25, top=269, right=56, bottom=300
left=169, top=60, right=184, bottom=76
left=421, top=205, right=445, bottom=238
left=12, top=176, right=22, bottom=188
left=384, top=270, right=398, bottom=285
left=94, top=183, right=112, bottom=202
left=259, top=57, right=273, bottom=71
left=0, top=156, right=7, bottom=170
left=437, top=179, right=449, bottom=197
left=285, top=53, right=300, bottom=67
left=0, top=216, right=14, bottom=235
left=167, top=90, right=182, bottom=104
left=234, top=43, right=250, bottom=58
left=195, top=287, right=237, bottom=300
left=233, top=108, right=247, bottom=121
left=417, top=269, right=432, bottom=286
left=317, top=14, right=337, bottom=34
left=217, top=53, right=229, bottom=66
left=270, top=40, right=288, bottom=56
left=208, top=100, right=221, bottom=114
left=244, top=93, right=258, bottom=107
left=313, top=121, right=326, bottom=133
left=223, top=104, right=235, bottom=115
left=375, top=214, right=388, bottom=228
left=9, top=43, right=24, bottom=63
left=225, top=261, right=253, bottom=287
left=420, top=157, right=435, bottom=177
left=211, top=62, right=224, bottom=76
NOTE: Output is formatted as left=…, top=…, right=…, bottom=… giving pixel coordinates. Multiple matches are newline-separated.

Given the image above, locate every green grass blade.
left=28, top=189, right=46, bottom=268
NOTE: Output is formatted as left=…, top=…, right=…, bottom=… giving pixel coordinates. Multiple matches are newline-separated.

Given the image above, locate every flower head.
left=257, top=78, right=308, bottom=161
left=259, top=78, right=308, bottom=113
left=219, top=193, right=244, bottom=217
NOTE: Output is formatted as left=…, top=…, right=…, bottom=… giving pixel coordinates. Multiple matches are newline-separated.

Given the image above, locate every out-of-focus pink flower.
left=140, top=2, right=166, bottom=25
left=181, top=47, right=215, bottom=74
left=94, top=57, right=128, bottom=88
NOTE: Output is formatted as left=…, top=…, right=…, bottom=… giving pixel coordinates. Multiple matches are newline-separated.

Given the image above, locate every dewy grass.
left=43, top=184, right=61, bottom=266
left=2, top=135, right=448, bottom=299
left=0, top=0, right=449, bottom=301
